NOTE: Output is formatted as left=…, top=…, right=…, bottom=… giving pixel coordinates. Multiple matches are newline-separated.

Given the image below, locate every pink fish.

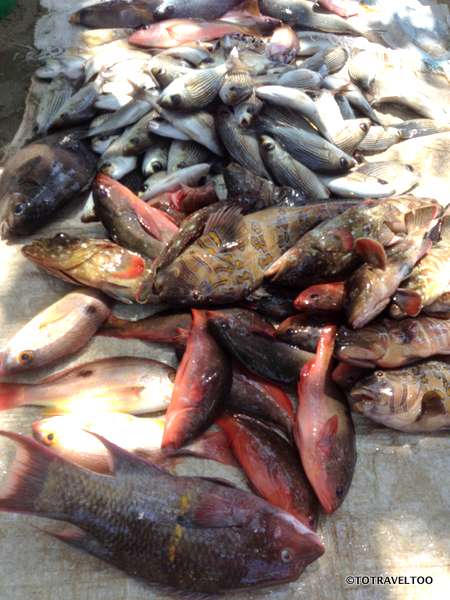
left=317, top=0, right=359, bottom=19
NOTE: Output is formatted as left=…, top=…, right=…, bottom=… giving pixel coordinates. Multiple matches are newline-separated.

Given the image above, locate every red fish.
left=169, top=184, right=218, bottom=213
left=295, top=326, right=356, bottom=514
left=129, top=18, right=262, bottom=48
left=162, top=309, right=231, bottom=448
left=218, top=414, right=319, bottom=530
left=98, top=312, right=192, bottom=345
left=294, top=282, right=346, bottom=313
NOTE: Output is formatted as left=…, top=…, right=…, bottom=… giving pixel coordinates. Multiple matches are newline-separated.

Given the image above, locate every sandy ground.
left=0, top=0, right=40, bottom=157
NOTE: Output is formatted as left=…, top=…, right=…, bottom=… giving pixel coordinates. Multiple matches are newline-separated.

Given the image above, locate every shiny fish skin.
left=217, top=105, right=270, bottom=179
left=22, top=234, right=152, bottom=304
left=396, top=119, right=450, bottom=140
left=219, top=49, right=253, bottom=106
left=99, top=155, right=138, bottom=180
left=103, top=112, right=159, bottom=158
left=320, top=172, right=395, bottom=199
left=278, top=68, right=322, bottom=89
left=276, top=315, right=335, bottom=353
left=336, top=317, right=450, bottom=369
left=140, top=163, right=210, bottom=201
left=0, top=430, right=324, bottom=593
left=34, top=76, right=76, bottom=137
left=49, top=77, right=103, bottom=129
left=0, top=132, right=96, bottom=237
left=349, top=360, right=450, bottom=433
left=167, top=140, right=212, bottom=173
left=260, top=135, right=330, bottom=201
left=331, top=119, right=370, bottom=154
left=356, top=162, right=418, bottom=196
left=159, top=62, right=228, bottom=110
left=356, top=126, right=402, bottom=154
left=0, top=357, right=175, bottom=414
left=153, top=0, right=243, bottom=21
left=0, top=290, right=110, bottom=375
left=234, top=90, right=263, bottom=128
left=69, top=1, right=155, bottom=29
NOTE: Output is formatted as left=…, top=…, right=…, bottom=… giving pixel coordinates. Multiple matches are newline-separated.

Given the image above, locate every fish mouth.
left=348, top=389, right=376, bottom=412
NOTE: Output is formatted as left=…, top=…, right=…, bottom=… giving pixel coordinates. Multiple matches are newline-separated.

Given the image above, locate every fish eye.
left=406, top=164, right=414, bottom=172
left=143, top=184, right=149, bottom=191
left=310, top=293, right=319, bottom=299
left=360, top=123, right=369, bottom=132
left=153, top=161, right=163, bottom=172
left=18, top=350, right=34, bottom=366
left=336, top=485, right=344, bottom=498
left=169, top=94, right=181, bottom=107
left=14, top=203, right=26, bottom=215
left=286, top=328, right=295, bottom=335
left=130, top=137, right=139, bottom=145
left=281, top=549, right=293, bottom=563
left=100, top=135, right=110, bottom=141
left=375, top=371, right=384, bottom=378
left=340, top=157, right=348, bottom=168
left=191, top=291, right=203, bottom=302
left=377, top=178, right=388, bottom=185
left=47, top=433, right=54, bottom=443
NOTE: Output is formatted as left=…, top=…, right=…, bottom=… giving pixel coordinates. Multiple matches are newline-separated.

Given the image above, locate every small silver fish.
left=140, top=163, right=211, bottom=201
left=99, top=155, right=138, bottom=180
left=142, top=142, right=170, bottom=177
left=167, top=140, right=212, bottom=173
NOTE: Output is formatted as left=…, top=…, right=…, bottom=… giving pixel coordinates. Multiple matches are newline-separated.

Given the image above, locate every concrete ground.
left=0, top=0, right=40, bottom=158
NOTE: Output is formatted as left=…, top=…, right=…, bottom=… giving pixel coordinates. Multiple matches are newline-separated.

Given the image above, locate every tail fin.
left=0, top=431, right=66, bottom=516
left=0, top=383, right=27, bottom=411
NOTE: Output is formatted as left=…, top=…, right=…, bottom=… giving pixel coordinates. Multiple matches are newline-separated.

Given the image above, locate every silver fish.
left=34, top=76, right=76, bottom=136
left=140, top=163, right=211, bottom=201
left=219, top=48, right=253, bottom=106
left=49, top=76, right=103, bottom=129
left=147, top=55, right=194, bottom=87
left=335, top=94, right=356, bottom=119
left=142, top=142, right=170, bottom=177
left=36, top=56, right=85, bottom=80
left=103, top=111, right=158, bottom=157
left=95, top=93, right=132, bottom=111
left=278, top=68, right=322, bottom=89
left=356, top=162, right=418, bottom=196
left=260, top=135, right=330, bottom=201
left=234, top=91, right=263, bottom=128
left=167, top=140, right=212, bottom=173
left=356, top=125, right=402, bottom=154
left=148, top=118, right=191, bottom=141
left=160, top=44, right=213, bottom=67
left=159, top=62, right=228, bottom=110
left=320, top=172, right=395, bottom=198
left=331, top=119, right=371, bottom=154
left=91, top=134, right=120, bottom=155
left=396, top=119, right=450, bottom=140
left=99, top=155, right=138, bottom=180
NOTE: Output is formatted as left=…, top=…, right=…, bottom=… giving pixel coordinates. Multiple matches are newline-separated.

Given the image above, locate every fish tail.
left=0, top=383, right=27, bottom=411
left=0, top=431, right=67, bottom=516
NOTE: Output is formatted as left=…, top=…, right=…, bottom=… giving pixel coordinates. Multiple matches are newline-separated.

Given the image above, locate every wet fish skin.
left=93, top=174, right=165, bottom=259
left=103, top=112, right=159, bottom=158
left=277, top=315, right=336, bottom=353
left=294, top=282, right=346, bottom=314
left=217, top=105, right=270, bottom=179
left=159, top=62, right=228, bottom=110
left=345, top=206, right=436, bottom=329
left=278, top=68, right=322, bottom=89
left=295, top=326, right=356, bottom=514
left=156, top=202, right=353, bottom=306
left=260, top=135, right=330, bottom=201
left=0, top=290, right=110, bottom=375
left=142, top=142, right=170, bottom=177
left=396, top=119, right=450, bottom=140
left=320, top=172, right=395, bottom=199
left=355, top=161, right=418, bottom=196
left=356, top=125, right=402, bottom=154
left=208, top=309, right=313, bottom=385
left=330, top=118, right=370, bottom=154
left=228, top=364, right=295, bottom=437
left=336, top=317, right=450, bottom=369
left=91, top=134, right=119, bottom=155
left=348, top=360, right=450, bottom=433
left=0, top=357, right=175, bottom=414
left=170, top=184, right=218, bottom=213
left=389, top=216, right=450, bottom=318
left=49, top=77, right=103, bottom=129
left=140, top=163, right=210, bottom=201
left=218, top=414, right=319, bottom=531
left=167, top=140, right=212, bottom=173
left=0, top=132, right=96, bottom=236
left=242, top=285, right=298, bottom=320
left=70, top=1, right=155, bottom=29
left=266, top=25, right=299, bottom=64
left=22, top=234, right=152, bottom=304
left=153, top=0, right=242, bottom=21
left=423, top=291, right=450, bottom=319
left=0, top=430, right=324, bottom=592
left=99, top=311, right=192, bottom=344
left=219, top=49, right=253, bottom=106
left=162, top=309, right=231, bottom=449
left=99, top=155, right=138, bottom=181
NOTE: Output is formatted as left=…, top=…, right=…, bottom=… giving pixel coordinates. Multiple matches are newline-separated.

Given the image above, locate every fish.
left=140, top=163, right=210, bottom=201
left=162, top=309, right=231, bottom=449
left=345, top=206, right=436, bottom=329
left=356, top=125, right=402, bottom=154
left=266, top=25, right=299, bottom=63
left=129, top=18, right=264, bottom=48
left=99, top=311, right=192, bottom=344
left=0, top=429, right=324, bottom=591
left=34, top=76, right=76, bottom=137
left=259, top=0, right=364, bottom=35
left=228, top=364, right=295, bottom=436
left=170, top=184, right=218, bottom=212
left=0, top=357, right=175, bottom=414
left=303, top=47, right=348, bottom=77
left=336, top=316, right=450, bottom=369
left=276, top=315, right=336, bottom=353
left=207, top=308, right=314, bottom=385
left=95, top=93, right=132, bottom=111
left=219, top=7, right=281, bottom=35
left=355, top=161, right=418, bottom=196
left=317, top=0, right=359, bottom=19
left=156, top=202, right=354, bottom=305
left=159, top=62, right=229, bottom=110
left=0, top=290, right=110, bottom=375
left=423, top=291, right=450, bottom=319
left=142, top=141, right=170, bottom=177
left=22, top=234, right=152, bottom=304
left=93, top=174, right=177, bottom=259
left=330, top=119, right=370, bottom=154
left=99, top=155, right=138, bottom=181
left=218, top=414, right=319, bottom=530
left=91, top=134, right=119, bottom=155
left=294, top=282, right=346, bottom=313
left=331, top=362, right=368, bottom=391
left=217, top=105, right=270, bottom=178
left=260, top=121, right=356, bottom=173
left=0, top=133, right=96, bottom=237
left=48, top=77, right=104, bottom=129
left=260, top=135, right=330, bottom=201
left=159, top=43, right=214, bottom=67
left=389, top=215, right=450, bottom=318
left=323, top=77, right=383, bottom=124
left=167, top=140, right=212, bottom=173
left=234, top=90, right=264, bottom=127
left=256, top=86, right=335, bottom=142
left=32, top=414, right=165, bottom=474
left=320, top=172, right=395, bottom=199
left=153, top=0, right=244, bottom=20
left=277, top=68, right=322, bottom=89
left=295, top=326, right=356, bottom=513
left=148, top=54, right=194, bottom=88
left=103, top=113, right=160, bottom=158
left=335, top=94, right=356, bottom=119
left=242, top=285, right=298, bottom=320
left=36, top=56, right=85, bottom=81
left=69, top=1, right=155, bottom=29
left=148, top=118, right=192, bottom=141
left=219, top=48, right=253, bottom=105
left=265, top=197, right=436, bottom=288
left=348, top=360, right=450, bottom=433
left=395, top=119, right=450, bottom=140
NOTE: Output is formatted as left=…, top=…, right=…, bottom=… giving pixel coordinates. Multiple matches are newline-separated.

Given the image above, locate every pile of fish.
left=0, top=0, right=449, bottom=595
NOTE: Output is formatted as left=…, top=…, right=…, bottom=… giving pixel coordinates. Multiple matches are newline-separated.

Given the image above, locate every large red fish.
left=162, top=309, right=231, bottom=448
left=295, top=326, right=356, bottom=514
left=218, top=414, right=319, bottom=530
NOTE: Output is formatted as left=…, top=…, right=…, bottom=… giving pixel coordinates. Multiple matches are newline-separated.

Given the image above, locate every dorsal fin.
left=203, top=205, right=244, bottom=243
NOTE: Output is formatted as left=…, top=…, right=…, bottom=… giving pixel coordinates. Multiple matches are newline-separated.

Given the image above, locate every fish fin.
left=38, top=524, right=113, bottom=562
left=354, top=238, right=387, bottom=269
left=317, top=416, right=339, bottom=457
left=238, top=0, right=261, bottom=16
left=137, top=204, right=178, bottom=243
left=0, top=383, right=26, bottom=411
left=203, top=205, right=243, bottom=242
left=0, top=431, right=66, bottom=515
left=85, top=432, right=168, bottom=477
left=182, top=494, right=251, bottom=529
left=404, top=206, right=435, bottom=234
left=193, top=476, right=238, bottom=489
left=393, top=289, right=422, bottom=317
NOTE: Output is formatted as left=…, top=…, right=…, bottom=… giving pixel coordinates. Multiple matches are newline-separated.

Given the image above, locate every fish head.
left=155, top=259, right=217, bottom=306
left=346, top=268, right=388, bottom=329
left=336, top=325, right=388, bottom=368
left=21, top=233, right=86, bottom=271
left=32, top=416, right=68, bottom=448
left=207, top=308, right=274, bottom=337
left=0, top=178, right=56, bottom=237
left=295, top=282, right=344, bottom=312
